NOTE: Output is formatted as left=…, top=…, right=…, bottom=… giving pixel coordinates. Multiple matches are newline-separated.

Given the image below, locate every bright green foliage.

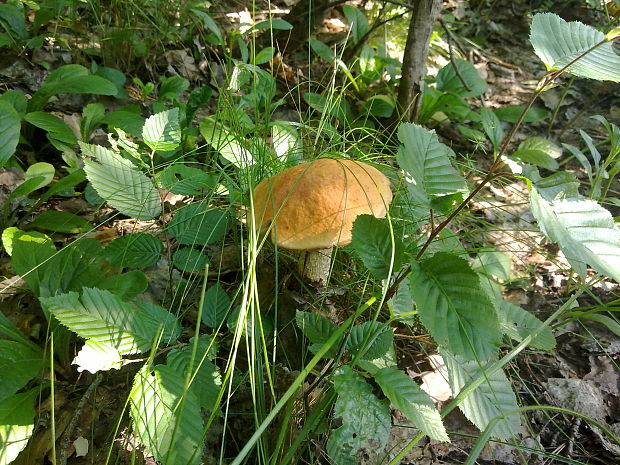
left=0, top=389, right=40, bottom=465
left=173, top=247, right=209, bottom=272
left=104, top=233, right=163, bottom=269
left=495, top=300, right=556, bottom=351
left=374, top=366, right=448, bottom=442
left=442, top=350, right=521, bottom=439
left=166, top=334, right=221, bottom=411
left=81, top=103, right=105, bottom=141
left=99, top=270, right=149, bottom=301
left=410, top=252, right=500, bottom=361
left=436, top=59, right=488, bottom=97
left=201, top=284, right=231, bottom=328
left=327, top=365, right=391, bottom=465
left=530, top=13, right=620, bottom=82
left=295, top=310, right=342, bottom=358
left=346, top=321, right=393, bottom=362
left=81, top=143, right=161, bottom=220
left=0, top=341, right=43, bottom=403
left=351, top=215, right=404, bottom=280
left=9, top=230, right=56, bottom=296
left=168, top=203, right=229, bottom=246
left=0, top=101, right=20, bottom=168
left=511, top=137, right=562, bottom=170
left=530, top=188, right=620, bottom=282
left=397, top=123, right=468, bottom=209
left=130, top=365, right=205, bottom=465
left=142, top=108, right=181, bottom=152
left=27, top=211, right=91, bottom=234
left=157, top=164, right=216, bottom=195
left=41, top=287, right=181, bottom=356
left=200, top=119, right=254, bottom=167
left=73, top=339, right=123, bottom=373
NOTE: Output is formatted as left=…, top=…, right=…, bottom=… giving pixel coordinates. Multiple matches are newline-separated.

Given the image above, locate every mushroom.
left=252, top=158, right=393, bottom=285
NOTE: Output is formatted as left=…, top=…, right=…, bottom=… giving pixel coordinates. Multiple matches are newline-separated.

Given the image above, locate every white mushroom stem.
left=298, top=248, right=333, bottom=285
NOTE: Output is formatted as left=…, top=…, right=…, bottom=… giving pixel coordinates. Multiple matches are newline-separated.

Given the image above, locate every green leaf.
left=442, top=350, right=521, bottom=439
left=0, top=100, right=21, bottom=168
left=142, top=108, right=181, bottom=152
left=410, top=253, right=500, bottom=361
left=529, top=13, right=620, bottom=82
left=309, top=39, right=336, bottom=64
left=81, top=103, right=105, bottom=141
left=41, top=287, right=181, bottom=355
left=494, top=105, right=547, bottom=123
left=343, top=5, right=369, bottom=44
left=166, top=334, right=221, bottom=411
left=168, top=204, right=229, bottom=246
left=199, top=119, right=254, bottom=167
left=248, top=18, right=293, bottom=33
left=351, top=215, right=404, bottom=280
left=173, top=247, right=209, bottom=272
left=11, top=162, right=56, bottom=200
left=389, top=279, right=417, bottom=324
left=363, top=95, right=395, bottom=118
left=201, top=283, right=231, bottom=328
left=511, top=137, right=562, bottom=170
left=436, top=59, right=488, bottom=97
left=346, top=321, right=393, bottom=361
left=295, top=310, right=342, bottom=358
left=73, top=340, right=123, bottom=373
left=191, top=9, right=223, bottom=43
left=24, top=111, right=78, bottom=144
left=530, top=188, right=620, bottom=281
left=495, top=299, right=556, bottom=351
left=0, top=341, right=44, bottom=403
left=396, top=123, right=468, bottom=208
left=0, top=389, right=40, bottom=465
left=374, top=366, right=448, bottom=442
left=27, top=210, right=91, bottom=234
left=185, top=86, right=212, bottom=126
left=327, top=365, right=391, bottom=464
left=102, top=109, right=145, bottom=137
left=103, top=233, right=163, bottom=269
left=10, top=230, right=56, bottom=296
left=254, top=47, right=275, bottom=65
left=0, top=91, right=28, bottom=115
left=130, top=365, right=205, bottom=465
left=0, top=311, right=35, bottom=348
left=303, top=92, right=351, bottom=123
left=471, top=251, right=512, bottom=282
left=480, top=107, right=503, bottom=152
left=159, top=76, right=189, bottom=101
left=81, top=142, right=162, bottom=220
left=156, top=164, right=216, bottom=196
left=271, top=122, right=303, bottom=163
left=0, top=4, right=27, bottom=40
left=99, top=270, right=149, bottom=301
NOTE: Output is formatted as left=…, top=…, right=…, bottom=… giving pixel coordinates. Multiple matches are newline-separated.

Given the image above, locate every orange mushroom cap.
left=252, top=158, right=393, bottom=250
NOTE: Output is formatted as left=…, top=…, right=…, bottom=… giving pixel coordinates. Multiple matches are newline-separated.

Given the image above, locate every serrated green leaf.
left=495, top=299, right=556, bottom=351
left=0, top=389, right=39, bottom=465
left=530, top=13, right=620, bottom=82
left=130, top=365, right=204, bottom=465
left=173, top=247, right=209, bottom=272
left=0, top=341, right=44, bottom=403
left=41, top=287, right=180, bottom=355
left=142, top=108, right=181, bottom=152
left=327, top=365, right=391, bottom=463
left=103, top=233, right=163, bottom=269
left=374, top=366, right=448, bottom=441
left=530, top=188, right=620, bottom=282
left=397, top=123, right=468, bottom=209
left=389, top=279, right=417, bottom=324
left=346, top=321, right=393, bottom=361
left=81, top=142, right=161, bottom=220
left=167, top=334, right=221, bottom=411
left=157, top=164, right=216, bottom=195
left=201, top=284, right=231, bottom=328
left=442, top=350, right=521, bottom=439
left=168, top=203, right=229, bottom=246
left=436, top=59, right=488, bottom=97
left=0, top=100, right=21, bottom=168
left=410, top=253, right=500, bottom=361
left=73, top=340, right=123, bottom=373
left=295, top=310, right=342, bottom=358
left=351, top=215, right=404, bottom=280
left=99, top=270, right=149, bottom=301
left=27, top=210, right=91, bottom=233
